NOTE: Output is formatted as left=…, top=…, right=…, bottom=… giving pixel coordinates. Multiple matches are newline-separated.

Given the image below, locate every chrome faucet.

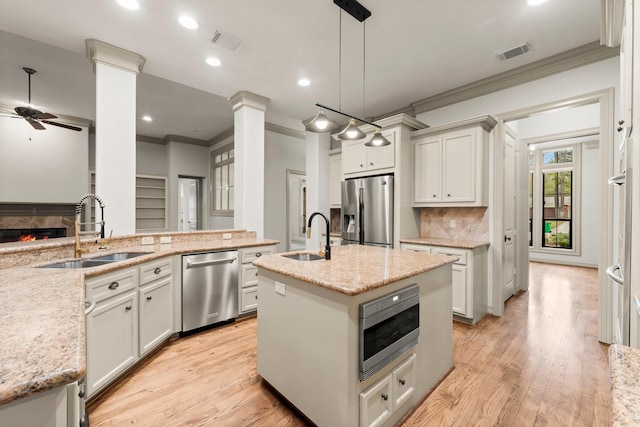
left=307, top=212, right=331, bottom=260
left=75, top=193, right=106, bottom=258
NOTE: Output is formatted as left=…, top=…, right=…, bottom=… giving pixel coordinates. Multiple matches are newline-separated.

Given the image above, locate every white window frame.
left=210, top=143, right=234, bottom=216
left=528, top=141, right=582, bottom=256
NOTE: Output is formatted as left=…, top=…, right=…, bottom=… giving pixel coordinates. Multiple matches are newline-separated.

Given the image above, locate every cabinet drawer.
left=240, top=286, right=258, bottom=313
left=140, top=257, right=172, bottom=285
left=86, top=267, right=138, bottom=303
left=240, top=246, right=275, bottom=264
left=400, top=243, right=431, bottom=253
left=360, top=374, right=392, bottom=427
left=241, top=264, right=258, bottom=288
left=392, top=353, right=416, bottom=411
left=431, top=247, right=467, bottom=265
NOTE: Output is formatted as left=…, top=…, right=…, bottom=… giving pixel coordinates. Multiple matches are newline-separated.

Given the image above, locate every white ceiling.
left=0, top=0, right=603, bottom=142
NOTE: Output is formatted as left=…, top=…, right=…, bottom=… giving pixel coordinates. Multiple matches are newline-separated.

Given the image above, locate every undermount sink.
left=39, top=252, right=150, bottom=269
left=281, top=253, right=325, bottom=261
left=91, top=252, right=149, bottom=262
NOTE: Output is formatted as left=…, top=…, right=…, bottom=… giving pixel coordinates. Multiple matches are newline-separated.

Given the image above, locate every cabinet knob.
left=447, top=194, right=451, bottom=197
left=619, top=119, right=625, bottom=125
left=432, top=194, right=437, bottom=198
left=154, top=267, right=162, bottom=274
left=125, top=306, right=132, bottom=312
left=618, top=127, right=624, bottom=132
left=146, top=296, right=152, bottom=301
left=255, top=272, right=258, bottom=276
left=255, top=252, right=262, bottom=258
left=381, top=393, right=388, bottom=401
left=360, top=164, right=364, bottom=168
left=370, top=162, right=373, bottom=166
left=108, top=281, right=119, bottom=290
left=399, top=378, right=406, bottom=386
left=255, top=295, right=258, bottom=300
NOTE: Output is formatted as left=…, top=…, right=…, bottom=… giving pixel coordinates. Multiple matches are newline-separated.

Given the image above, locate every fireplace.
left=0, top=203, right=75, bottom=244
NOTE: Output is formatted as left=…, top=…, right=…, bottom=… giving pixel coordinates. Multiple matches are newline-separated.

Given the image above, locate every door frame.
left=177, top=175, right=204, bottom=231
left=492, top=88, right=614, bottom=344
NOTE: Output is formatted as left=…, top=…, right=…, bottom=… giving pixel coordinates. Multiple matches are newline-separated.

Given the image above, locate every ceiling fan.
left=0, top=67, right=82, bottom=132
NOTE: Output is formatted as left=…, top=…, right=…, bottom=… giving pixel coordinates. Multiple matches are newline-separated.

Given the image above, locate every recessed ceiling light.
left=527, top=0, right=547, bottom=5
left=179, top=16, right=198, bottom=30
left=298, top=79, right=311, bottom=87
left=206, top=57, right=222, bottom=67
left=142, top=115, right=152, bottom=122
left=116, top=0, right=140, bottom=10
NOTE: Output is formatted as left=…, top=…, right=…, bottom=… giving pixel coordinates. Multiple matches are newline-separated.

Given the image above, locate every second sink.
left=282, top=253, right=325, bottom=261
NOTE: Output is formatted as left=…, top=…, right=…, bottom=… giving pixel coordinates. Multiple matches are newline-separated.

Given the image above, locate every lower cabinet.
left=360, top=353, right=416, bottom=427
left=85, top=257, right=174, bottom=399
left=239, top=245, right=276, bottom=315
left=400, top=243, right=487, bottom=323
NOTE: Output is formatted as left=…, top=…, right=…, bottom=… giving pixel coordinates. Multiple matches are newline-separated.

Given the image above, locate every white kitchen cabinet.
left=400, top=242, right=487, bottom=323
left=342, top=131, right=395, bottom=176
left=412, top=116, right=495, bottom=207
left=86, top=289, right=138, bottom=398
left=139, top=276, right=173, bottom=356
left=330, top=151, right=342, bottom=207
left=239, top=245, right=276, bottom=315
left=359, top=353, right=416, bottom=427
left=330, top=235, right=342, bottom=246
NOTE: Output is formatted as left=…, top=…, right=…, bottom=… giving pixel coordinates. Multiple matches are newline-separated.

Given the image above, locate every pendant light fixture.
left=307, top=0, right=387, bottom=144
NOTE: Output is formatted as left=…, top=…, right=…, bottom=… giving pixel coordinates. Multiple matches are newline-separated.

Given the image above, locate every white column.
left=229, top=91, right=270, bottom=237
left=86, top=39, right=145, bottom=236
left=305, top=132, right=331, bottom=251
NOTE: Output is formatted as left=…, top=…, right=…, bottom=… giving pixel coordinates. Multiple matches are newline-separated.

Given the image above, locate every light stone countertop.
left=609, top=343, right=640, bottom=426
left=252, top=244, right=456, bottom=296
left=399, top=237, right=490, bottom=250
left=0, top=233, right=278, bottom=406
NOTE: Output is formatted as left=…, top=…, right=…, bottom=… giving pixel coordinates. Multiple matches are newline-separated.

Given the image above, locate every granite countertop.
left=399, top=236, right=490, bottom=250
left=609, top=343, right=640, bottom=425
left=0, top=233, right=278, bottom=406
left=252, top=244, right=456, bottom=296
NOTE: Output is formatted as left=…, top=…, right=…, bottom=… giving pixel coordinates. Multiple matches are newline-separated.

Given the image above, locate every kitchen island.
left=253, top=244, right=455, bottom=427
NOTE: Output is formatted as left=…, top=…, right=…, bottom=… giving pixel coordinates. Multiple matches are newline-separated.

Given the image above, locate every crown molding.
left=228, top=91, right=270, bottom=112
left=85, top=39, right=146, bottom=74
left=411, top=41, right=619, bottom=115
left=164, top=134, right=210, bottom=147
left=265, top=122, right=306, bottom=140
left=136, top=134, right=166, bottom=145
left=411, top=115, right=497, bottom=139
left=208, top=127, right=234, bottom=145
left=354, top=113, right=429, bottom=135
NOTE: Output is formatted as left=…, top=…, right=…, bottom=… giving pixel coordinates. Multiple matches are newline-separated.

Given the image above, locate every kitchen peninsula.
left=253, top=244, right=455, bottom=427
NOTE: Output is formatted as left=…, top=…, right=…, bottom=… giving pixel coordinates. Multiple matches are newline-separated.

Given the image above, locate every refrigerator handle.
left=359, top=187, right=365, bottom=245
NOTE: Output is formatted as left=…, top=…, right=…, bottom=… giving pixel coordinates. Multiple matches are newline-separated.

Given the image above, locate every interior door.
left=503, top=127, right=517, bottom=301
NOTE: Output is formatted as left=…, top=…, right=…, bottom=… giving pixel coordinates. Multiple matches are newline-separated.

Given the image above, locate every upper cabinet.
left=342, top=130, right=396, bottom=176
left=412, top=116, right=496, bottom=207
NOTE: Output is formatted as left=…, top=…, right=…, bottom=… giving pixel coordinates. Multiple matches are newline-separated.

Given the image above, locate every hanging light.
left=365, top=129, right=391, bottom=147
left=305, top=109, right=338, bottom=133
left=338, top=119, right=366, bottom=140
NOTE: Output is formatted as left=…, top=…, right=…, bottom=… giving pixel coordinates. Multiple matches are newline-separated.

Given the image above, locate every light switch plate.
left=450, top=220, right=456, bottom=228
left=159, top=236, right=172, bottom=244
left=275, top=282, right=286, bottom=296
left=222, top=233, right=232, bottom=240
left=141, top=236, right=154, bottom=245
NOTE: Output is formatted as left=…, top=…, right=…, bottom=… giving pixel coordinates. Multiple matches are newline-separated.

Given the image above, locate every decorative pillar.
left=86, top=39, right=145, bottom=236
left=305, top=131, right=331, bottom=251
left=229, top=91, right=270, bottom=237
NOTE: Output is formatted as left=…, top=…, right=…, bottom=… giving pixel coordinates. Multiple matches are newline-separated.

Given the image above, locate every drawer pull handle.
left=125, top=305, right=132, bottom=312
left=255, top=252, right=262, bottom=258
left=108, top=282, right=119, bottom=290
left=255, top=295, right=258, bottom=300
left=154, top=267, right=162, bottom=274
left=255, top=272, right=258, bottom=276
left=381, top=393, right=388, bottom=401
left=146, top=296, right=152, bottom=301
left=399, top=379, right=406, bottom=386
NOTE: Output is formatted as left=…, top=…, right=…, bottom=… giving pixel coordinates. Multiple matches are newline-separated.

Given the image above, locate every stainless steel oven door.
left=359, top=285, right=419, bottom=381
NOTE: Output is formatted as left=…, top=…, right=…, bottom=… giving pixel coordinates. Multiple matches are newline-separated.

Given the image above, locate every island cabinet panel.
left=238, top=245, right=276, bottom=315
left=256, top=261, right=453, bottom=427
left=0, top=383, right=70, bottom=427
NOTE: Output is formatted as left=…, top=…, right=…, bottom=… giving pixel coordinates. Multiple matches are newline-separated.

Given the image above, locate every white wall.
left=166, top=140, right=210, bottom=231
left=0, top=117, right=89, bottom=203
left=137, top=141, right=168, bottom=176
left=264, top=129, right=306, bottom=252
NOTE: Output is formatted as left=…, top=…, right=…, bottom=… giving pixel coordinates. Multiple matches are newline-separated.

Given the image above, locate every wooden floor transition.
left=88, top=262, right=610, bottom=426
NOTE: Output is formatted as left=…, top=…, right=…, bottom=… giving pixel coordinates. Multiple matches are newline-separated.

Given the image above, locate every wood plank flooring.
left=87, top=262, right=610, bottom=426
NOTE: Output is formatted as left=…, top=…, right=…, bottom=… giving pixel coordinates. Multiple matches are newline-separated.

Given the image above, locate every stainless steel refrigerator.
left=341, top=174, right=394, bottom=247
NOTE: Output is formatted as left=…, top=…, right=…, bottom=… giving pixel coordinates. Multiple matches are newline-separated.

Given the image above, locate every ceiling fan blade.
left=40, top=119, right=82, bottom=132
left=26, top=118, right=45, bottom=130
left=35, top=112, right=57, bottom=120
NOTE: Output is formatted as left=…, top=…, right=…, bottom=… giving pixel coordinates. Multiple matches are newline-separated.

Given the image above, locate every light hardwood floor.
left=87, top=262, right=610, bottom=426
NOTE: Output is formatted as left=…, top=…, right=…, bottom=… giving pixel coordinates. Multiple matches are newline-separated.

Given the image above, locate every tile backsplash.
left=420, top=207, right=489, bottom=241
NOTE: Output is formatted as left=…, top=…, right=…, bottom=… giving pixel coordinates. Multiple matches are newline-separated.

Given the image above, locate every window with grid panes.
left=211, top=144, right=234, bottom=215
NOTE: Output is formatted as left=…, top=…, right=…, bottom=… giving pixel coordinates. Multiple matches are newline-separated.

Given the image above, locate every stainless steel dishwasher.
left=182, top=250, right=239, bottom=333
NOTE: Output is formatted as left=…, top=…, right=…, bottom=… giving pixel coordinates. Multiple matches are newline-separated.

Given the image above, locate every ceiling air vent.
left=211, top=30, right=243, bottom=51
left=498, top=42, right=532, bottom=61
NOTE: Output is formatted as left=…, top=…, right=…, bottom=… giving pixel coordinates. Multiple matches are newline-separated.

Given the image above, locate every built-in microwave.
left=359, top=284, right=419, bottom=381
